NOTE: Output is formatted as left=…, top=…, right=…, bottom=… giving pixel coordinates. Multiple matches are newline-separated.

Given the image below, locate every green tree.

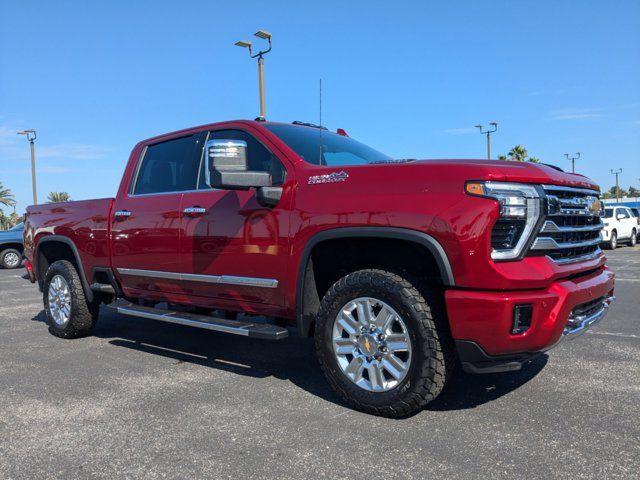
left=498, top=146, right=540, bottom=163
left=508, top=145, right=528, bottom=162
left=603, top=186, right=627, bottom=199
left=628, top=186, right=639, bottom=200
left=47, top=191, right=71, bottom=203
left=0, top=182, right=15, bottom=207
left=8, top=211, right=20, bottom=228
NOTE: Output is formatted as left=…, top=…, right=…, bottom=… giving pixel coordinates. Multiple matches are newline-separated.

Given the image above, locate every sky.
left=1, top=0, right=639, bottom=213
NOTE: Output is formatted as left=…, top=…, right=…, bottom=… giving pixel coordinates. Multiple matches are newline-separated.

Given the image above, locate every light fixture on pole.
left=610, top=168, right=622, bottom=203
left=564, top=152, right=580, bottom=173
left=235, top=30, right=272, bottom=119
left=17, top=129, right=38, bottom=205
left=475, top=122, right=498, bottom=160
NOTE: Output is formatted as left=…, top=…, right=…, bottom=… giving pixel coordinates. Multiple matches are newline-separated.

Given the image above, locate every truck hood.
left=407, top=159, right=600, bottom=191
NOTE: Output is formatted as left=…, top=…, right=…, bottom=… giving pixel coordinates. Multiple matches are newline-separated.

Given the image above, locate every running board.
left=108, top=300, right=288, bottom=340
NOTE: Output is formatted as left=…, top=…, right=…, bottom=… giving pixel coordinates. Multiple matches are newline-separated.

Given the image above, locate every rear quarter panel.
left=25, top=198, right=115, bottom=281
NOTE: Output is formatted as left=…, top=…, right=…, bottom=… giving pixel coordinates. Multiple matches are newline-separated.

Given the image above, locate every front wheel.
left=315, top=269, right=454, bottom=418
left=43, top=260, right=99, bottom=338
left=606, top=231, right=617, bottom=250
left=629, top=229, right=637, bottom=247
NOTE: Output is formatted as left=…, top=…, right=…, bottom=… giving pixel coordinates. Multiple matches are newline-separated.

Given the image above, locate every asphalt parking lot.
left=0, top=248, right=638, bottom=479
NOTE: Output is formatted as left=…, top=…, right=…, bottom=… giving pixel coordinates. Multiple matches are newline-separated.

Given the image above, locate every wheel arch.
left=36, top=236, right=94, bottom=302
left=295, top=227, right=455, bottom=337
left=0, top=242, right=24, bottom=254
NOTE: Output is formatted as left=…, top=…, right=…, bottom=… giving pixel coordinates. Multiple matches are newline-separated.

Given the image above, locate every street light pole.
left=17, top=129, right=38, bottom=205
left=610, top=169, right=622, bottom=203
left=235, top=30, right=272, bottom=119
left=475, top=122, right=498, bottom=160
left=564, top=152, right=581, bottom=173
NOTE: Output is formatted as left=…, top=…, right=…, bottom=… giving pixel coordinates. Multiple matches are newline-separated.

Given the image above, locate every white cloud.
left=551, top=108, right=602, bottom=120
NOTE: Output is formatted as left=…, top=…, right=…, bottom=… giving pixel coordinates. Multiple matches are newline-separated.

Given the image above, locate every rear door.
left=111, top=133, right=203, bottom=296
left=616, top=207, right=632, bottom=238
left=178, top=127, right=291, bottom=310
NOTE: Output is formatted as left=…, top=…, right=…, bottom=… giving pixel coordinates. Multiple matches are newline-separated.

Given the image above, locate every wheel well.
left=0, top=243, right=23, bottom=254
left=37, top=241, right=80, bottom=284
left=299, top=237, right=446, bottom=337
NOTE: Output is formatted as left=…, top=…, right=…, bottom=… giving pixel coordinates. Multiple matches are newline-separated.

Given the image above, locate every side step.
left=107, top=300, right=288, bottom=340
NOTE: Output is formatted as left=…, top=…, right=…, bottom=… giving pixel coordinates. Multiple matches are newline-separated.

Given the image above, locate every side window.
left=133, top=135, right=199, bottom=195
left=616, top=208, right=629, bottom=219
left=197, top=129, right=286, bottom=189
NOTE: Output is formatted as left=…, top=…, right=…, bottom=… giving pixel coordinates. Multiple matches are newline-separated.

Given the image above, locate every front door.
left=111, top=133, right=202, bottom=297
left=179, top=128, right=291, bottom=312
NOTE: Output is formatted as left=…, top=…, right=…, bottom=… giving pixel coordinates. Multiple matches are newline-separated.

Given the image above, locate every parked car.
left=0, top=223, right=24, bottom=269
left=23, top=120, right=615, bottom=417
left=601, top=206, right=637, bottom=248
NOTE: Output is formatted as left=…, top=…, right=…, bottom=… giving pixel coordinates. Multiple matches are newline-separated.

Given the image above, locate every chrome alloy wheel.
left=47, top=274, right=72, bottom=326
left=3, top=251, right=20, bottom=268
left=332, top=297, right=412, bottom=392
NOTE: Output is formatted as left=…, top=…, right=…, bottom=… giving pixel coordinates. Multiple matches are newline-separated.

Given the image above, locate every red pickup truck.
left=23, top=120, right=615, bottom=417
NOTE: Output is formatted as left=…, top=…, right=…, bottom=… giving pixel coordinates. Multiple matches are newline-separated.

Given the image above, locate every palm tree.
left=508, top=145, right=528, bottom=162
left=47, top=191, right=71, bottom=203
left=0, top=182, right=15, bottom=207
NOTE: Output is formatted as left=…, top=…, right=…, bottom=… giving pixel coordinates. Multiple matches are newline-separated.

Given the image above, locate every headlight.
left=466, top=181, right=542, bottom=260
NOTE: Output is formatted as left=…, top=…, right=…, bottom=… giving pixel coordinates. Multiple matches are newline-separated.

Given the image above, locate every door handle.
left=183, top=206, right=207, bottom=216
left=114, top=210, right=132, bottom=220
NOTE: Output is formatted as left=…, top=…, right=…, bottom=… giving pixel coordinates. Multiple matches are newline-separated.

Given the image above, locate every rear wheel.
left=0, top=248, right=22, bottom=269
left=44, top=260, right=99, bottom=338
left=315, top=269, right=454, bottom=418
left=629, top=229, right=637, bottom=247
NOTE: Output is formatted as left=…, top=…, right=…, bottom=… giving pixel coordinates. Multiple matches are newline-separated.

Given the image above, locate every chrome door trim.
left=116, top=268, right=279, bottom=288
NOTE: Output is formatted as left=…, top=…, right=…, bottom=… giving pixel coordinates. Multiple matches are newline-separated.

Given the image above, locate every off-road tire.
left=629, top=229, right=637, bottom=247
left=315, top=269, right=454, bottom=418
left=0, top=248, right=22, bottom=269
left=44, top=260, right=99, bottom=338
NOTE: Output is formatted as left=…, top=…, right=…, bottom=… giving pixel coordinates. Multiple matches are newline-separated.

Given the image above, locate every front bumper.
left=445, top=266, right=615, bottom=373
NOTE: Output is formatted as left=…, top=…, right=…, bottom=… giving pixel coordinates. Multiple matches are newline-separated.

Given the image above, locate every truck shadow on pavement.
left=32, top=308, right=547, bottom=417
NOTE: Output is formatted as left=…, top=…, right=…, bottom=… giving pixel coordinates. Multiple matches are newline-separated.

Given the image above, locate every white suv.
left=601, top=206, right=638, bottom=249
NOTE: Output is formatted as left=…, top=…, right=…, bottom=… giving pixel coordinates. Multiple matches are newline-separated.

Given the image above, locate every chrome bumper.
left=563, top=295, right=616, bottom=338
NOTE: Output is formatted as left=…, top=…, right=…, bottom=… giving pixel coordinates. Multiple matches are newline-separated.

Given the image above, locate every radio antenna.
left=318, top=78, right=323, bottom=165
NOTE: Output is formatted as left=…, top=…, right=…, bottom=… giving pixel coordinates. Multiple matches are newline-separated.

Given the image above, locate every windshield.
left=603, top=208, right=613, bottom=218
left=9, top=223, right=23, bottom=231
left=265, top=124, right=393, bottom=166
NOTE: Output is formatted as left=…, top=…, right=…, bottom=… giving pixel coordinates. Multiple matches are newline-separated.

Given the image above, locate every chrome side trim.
left=540, top=220, right=604, bottom=233
left=563, top=295, right=615, bottom=338
left=116, top=268, right=278, bottom=288
left=530, top=236, right=602, bottom=250
left=548, top=249, right=603, bottom=265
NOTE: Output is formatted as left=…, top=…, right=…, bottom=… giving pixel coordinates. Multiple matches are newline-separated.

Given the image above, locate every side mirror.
left=616, top=214, right=625, bottom=220
left=207, top=139, right=271, bottom=190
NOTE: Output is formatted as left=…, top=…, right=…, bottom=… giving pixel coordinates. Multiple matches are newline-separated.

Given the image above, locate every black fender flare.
left=36, top=235, right=94, bottom=302
left=295, top=227, right=455, bottom=336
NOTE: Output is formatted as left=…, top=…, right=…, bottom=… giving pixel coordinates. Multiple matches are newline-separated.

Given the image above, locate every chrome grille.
left=529, top=185, right=603, bottom=264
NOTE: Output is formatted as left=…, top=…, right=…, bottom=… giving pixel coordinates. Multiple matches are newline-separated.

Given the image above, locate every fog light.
left=512, top=304, right=533, bottom=334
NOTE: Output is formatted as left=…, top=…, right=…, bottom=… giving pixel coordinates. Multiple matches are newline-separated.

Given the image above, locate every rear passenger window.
left=133, top=135, right=199, bottom=195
